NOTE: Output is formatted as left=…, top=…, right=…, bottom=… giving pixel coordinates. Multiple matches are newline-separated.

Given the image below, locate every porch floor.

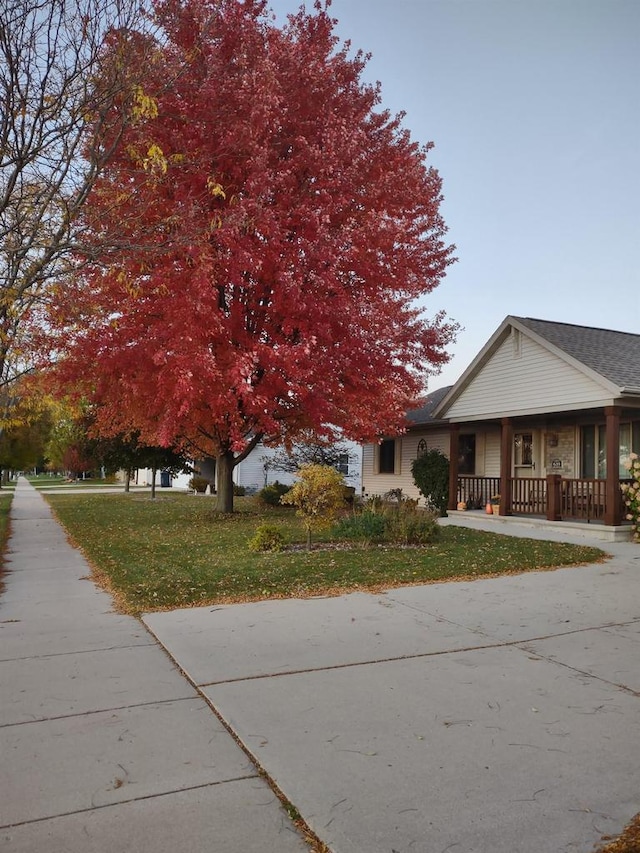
left=446, top=509, right=633, bottom=543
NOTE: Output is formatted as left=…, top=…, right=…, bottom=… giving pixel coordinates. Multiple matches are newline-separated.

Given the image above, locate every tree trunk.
left=124, top=469, right=131, bottom=492
left=216, top=450, right=235, bottom=513
left=151, top=463, right=157, bottom=499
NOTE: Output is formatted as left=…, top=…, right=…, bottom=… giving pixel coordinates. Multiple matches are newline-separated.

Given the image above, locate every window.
left=336, top=453, right=349, bottom=476
left=581, top=425, right=600, bottom=479
left=458, top=434, right=476, bottom=475
left=581, top=421, right=640, bottom=478
left=514, top=433, right=533, bottom=467
left=379, top=439, right=396, bottom=474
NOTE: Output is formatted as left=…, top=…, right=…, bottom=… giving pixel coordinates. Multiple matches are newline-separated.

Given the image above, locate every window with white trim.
left=581, top=421, right=640, bottom=478
left=379, top=439, right=396, bottom=474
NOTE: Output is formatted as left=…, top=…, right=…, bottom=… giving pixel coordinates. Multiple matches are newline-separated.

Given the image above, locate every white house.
left=137, top=438, right=362, bottom=493
left=362, top=316, right=640, bottom=537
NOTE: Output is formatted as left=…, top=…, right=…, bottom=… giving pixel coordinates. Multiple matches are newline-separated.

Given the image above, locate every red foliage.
left=62, top=445, right=94, bottom=477
left=50, top=0, right=456, bottom=464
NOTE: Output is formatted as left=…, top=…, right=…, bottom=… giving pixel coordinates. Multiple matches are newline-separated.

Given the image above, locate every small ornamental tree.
left=280, top=464, right=346, bottom=550
left=411, top=448, right=449, bottom=517
left=48, top=0, right=457, bottom=513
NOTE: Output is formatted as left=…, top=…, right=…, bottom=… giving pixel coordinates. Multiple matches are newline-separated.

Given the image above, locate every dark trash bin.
left=160, top=471, right=171, bottom=488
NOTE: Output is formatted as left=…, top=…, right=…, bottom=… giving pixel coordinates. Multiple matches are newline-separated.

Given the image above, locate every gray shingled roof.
left=406, top=385, right=452, bottom=425
left=515, top=317, right=640, bottom=391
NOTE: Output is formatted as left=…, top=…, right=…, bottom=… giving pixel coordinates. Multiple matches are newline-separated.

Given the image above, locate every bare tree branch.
left=0, top=0, right=154, bottom=398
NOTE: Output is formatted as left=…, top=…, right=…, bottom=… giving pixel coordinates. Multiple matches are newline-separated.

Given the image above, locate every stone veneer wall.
left=545, top=425, right=575, bottom=477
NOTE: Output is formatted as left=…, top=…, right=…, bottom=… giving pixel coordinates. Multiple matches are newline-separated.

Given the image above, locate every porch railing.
left=560, top=479, right=607, bottom=521
left=456, top=476, right=628, bottom=523
left=457, top=476, right=500, bottom=509
left=510, top=477, right=547, bottom=515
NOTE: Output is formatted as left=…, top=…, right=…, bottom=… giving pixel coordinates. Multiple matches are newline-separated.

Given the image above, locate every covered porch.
left=447, top=405, right=632, bottom=530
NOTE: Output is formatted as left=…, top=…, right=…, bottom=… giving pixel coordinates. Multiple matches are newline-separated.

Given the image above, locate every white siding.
left=237, top=440, right=362, bottom=493
left=235, top=447, right=277, bottom=491
left=447, top=331, right=611, bottom=420
left=483, top=430, right=501, bottom=477
left=135, top=468, right=192, bottom=489
left=362, top=430, right=451, bottom=502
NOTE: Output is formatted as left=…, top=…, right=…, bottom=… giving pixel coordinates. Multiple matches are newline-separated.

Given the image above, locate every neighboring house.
left=363, top=316, right=640, bottom=534
left=232, top=439, right=362, bottom=494
left=138, top=439, right=363, bottom=493
left=362, top=384, right=452, bottom=501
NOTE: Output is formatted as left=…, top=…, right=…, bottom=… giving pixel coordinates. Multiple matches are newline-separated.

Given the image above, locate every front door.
left=514, top=432, right=537, bottom=478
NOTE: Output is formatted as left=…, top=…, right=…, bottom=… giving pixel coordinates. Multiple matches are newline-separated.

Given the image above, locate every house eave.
left=406, top=418, right=449, bottom=430
left=446, top=397, right=624, bottom=423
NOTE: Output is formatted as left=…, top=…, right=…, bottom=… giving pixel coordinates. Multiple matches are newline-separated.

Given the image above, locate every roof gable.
left=515, top=318, right=640, bottom=392
left=435, top=316, right=640, bottom=420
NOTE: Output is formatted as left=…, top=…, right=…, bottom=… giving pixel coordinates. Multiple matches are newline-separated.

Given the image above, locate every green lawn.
left=26, top=474, right=66, bottom=485
left=0, top=492, right=13, bottom=569
left=43, top=492, right=607, bottom=614
left=27, top=475, right=120, bottom=489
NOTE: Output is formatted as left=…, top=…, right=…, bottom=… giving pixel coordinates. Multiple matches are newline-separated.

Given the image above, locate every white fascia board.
left=446, top=397, right=621, bottom=423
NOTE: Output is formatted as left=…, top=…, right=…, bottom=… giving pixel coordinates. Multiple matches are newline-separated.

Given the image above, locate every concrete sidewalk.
left=0, top=479, right=308, bottom=852
left=143, top=525, right=640, bottom=853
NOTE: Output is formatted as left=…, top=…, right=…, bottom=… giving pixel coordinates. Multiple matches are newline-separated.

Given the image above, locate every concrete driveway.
left=143, top=527, right=640, bottom=853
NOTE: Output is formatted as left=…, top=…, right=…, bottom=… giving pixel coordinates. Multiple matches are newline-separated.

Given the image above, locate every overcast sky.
left=268, top=0, right=640, bottom=389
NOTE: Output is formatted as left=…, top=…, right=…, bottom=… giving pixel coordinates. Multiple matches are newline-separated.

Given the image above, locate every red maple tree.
left=49, top=0, right=457, bottom=511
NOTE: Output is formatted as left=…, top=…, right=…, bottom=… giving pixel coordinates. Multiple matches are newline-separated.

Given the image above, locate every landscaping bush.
left=257, top=481, right=291, bottom=506
left=621, top=452, right=640, bottom=542
left=334, top=502, right=440, bottom=547
left=364, top=494, right=385, bottom=512
left=343, top=485, right=356, bottom=505
left=189, top=475, right=211, bottom=493
left=382, top=504, right=440, bottom=545
left=233, top=484, right=246, bottom=496
left=248, top=523, right=286, bottom=552
left=411, top=449, right=450, bottom=517
left=332, top=510, right=386, bottom=545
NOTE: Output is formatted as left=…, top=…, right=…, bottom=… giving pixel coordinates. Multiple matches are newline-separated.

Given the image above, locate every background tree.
left=0, top=377, right=54, bottom=482
left=0, top=0, right=153, bottom=423
left=0, top=408, right=52, bottom=478
left=93, top=432, right=191, bottom=496
left=49, top=0, right=457, bottom=513
left=44, top=405, right=98, bottom=479
left=264, top=431, right=353, bottom=477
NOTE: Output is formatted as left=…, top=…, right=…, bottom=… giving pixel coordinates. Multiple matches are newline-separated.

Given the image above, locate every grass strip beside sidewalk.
left=44, top=492, right=607, bottom=614
left=0, top=491, right=13, bottom=574
left=0, top=491, right=12, bottom=538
